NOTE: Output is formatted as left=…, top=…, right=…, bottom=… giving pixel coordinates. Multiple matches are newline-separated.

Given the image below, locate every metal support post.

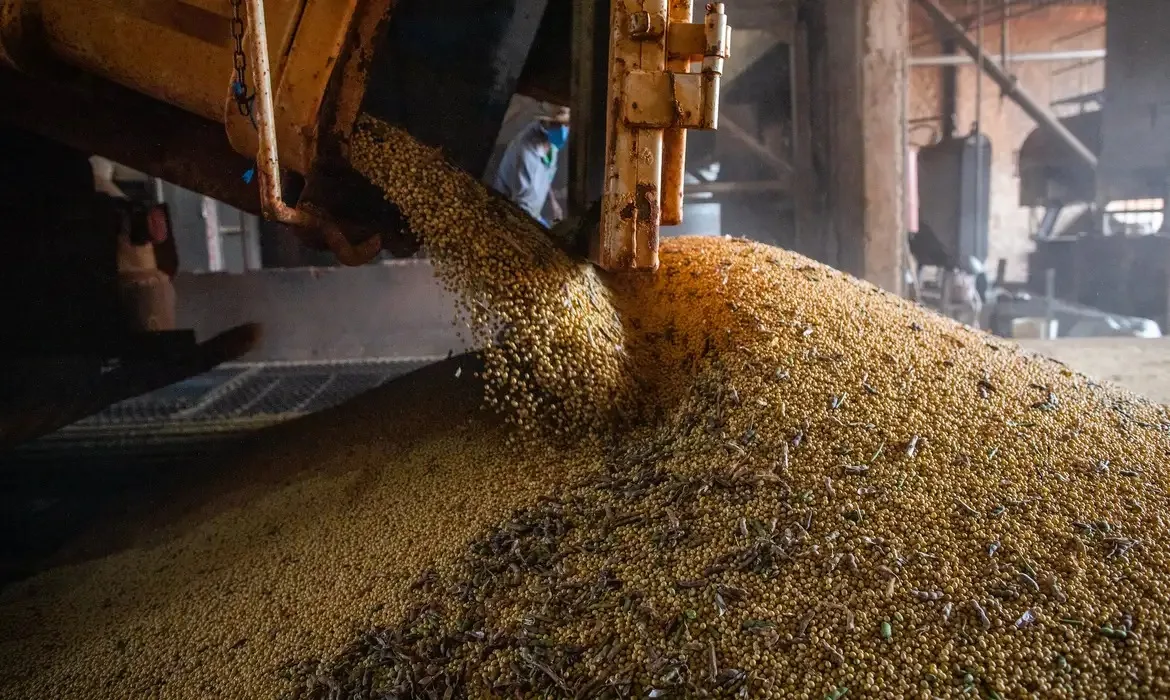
left=594, top=0, right=732, bottom=271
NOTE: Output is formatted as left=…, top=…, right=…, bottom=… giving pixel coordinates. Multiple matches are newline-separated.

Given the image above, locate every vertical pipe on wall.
left=940, top=40, right=957, bottom=139
left=201, top=196, right=225, bottom=272
left=973, top=0, right=984, bottom=275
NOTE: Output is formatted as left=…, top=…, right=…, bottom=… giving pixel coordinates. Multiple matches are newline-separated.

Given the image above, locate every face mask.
left=545, top=123, right=569, bottom=149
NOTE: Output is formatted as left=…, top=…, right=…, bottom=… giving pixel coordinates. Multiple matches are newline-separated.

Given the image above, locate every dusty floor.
left=1020, top=337, right=1170, bottom=404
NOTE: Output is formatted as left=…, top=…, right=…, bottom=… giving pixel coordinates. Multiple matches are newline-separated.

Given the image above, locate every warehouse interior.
left=4, top=0, right=1170, bottom=696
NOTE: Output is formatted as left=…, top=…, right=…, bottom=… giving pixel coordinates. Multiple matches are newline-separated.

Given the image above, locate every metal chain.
left=229, top=0, right=256, bottom=123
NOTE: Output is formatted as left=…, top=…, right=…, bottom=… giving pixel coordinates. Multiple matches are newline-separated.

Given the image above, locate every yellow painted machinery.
left=593, top=0, right=730, bottom=270
left=0, top=0, right=730, bottom=270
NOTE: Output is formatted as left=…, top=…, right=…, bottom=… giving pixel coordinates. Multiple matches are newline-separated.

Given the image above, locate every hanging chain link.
left=229, top=0, right=256, bottom=123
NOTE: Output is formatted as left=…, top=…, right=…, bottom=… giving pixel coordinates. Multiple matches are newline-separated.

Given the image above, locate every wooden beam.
left=802, top=0, right=907, bottom=292
left=719, top=114, right=796, bottom=174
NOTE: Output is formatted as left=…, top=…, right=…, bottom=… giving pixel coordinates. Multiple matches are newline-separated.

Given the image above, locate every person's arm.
left=546, top=191, right=564, bottom=223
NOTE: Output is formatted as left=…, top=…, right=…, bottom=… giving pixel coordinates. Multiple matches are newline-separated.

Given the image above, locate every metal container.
left=917, top=133, right=992, bottom=268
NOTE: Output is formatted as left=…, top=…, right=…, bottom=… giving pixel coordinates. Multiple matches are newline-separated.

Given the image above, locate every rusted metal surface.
left=16, top=0, right=371, bottom=207
left=0, top=0, right=37, bottom=69
left=245, top=0, right=312, bottom=229
left=300, top=0, right=419, bottom=257
left=595, top=0, right=730, bottom=271
left=666, top=21, right=705, bottom=58
left=660, top=0, right=692, bottom=225
left=699, top=3, right=728, bottom=128
left=272, top=0, right=359, bottom=174
left=302, top=0, right=558, bottom=258
left=321, top=0, right=389, bottom=150
left=12, top=0, right=375, bottom=183
left=622, top=71, right=674, bottom=126
left=226, top=0, right=359, bottom=175
left=0, top=67, right=261, bottom=214
left=244, top=0, right=380, bottom=266
left=1, top=0, right=569, bottom=264
left=600, top=0, right=665, bottom=271
left=0, top=0, right=367, bottom=253
left=34, top=0, right=305, bottom=123
left=672, top=73, right=705, bottom=125
left=110, top=0, right=235, bottom=49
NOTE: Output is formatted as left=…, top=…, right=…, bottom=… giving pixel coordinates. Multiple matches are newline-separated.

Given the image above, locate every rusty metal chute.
left=0, top=0, right=732, bottom=272
left=0, top=0, right=564, bottom=262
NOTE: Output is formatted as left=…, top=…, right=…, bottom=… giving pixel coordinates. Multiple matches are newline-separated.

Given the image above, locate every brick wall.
left=909, top=5, right=1106, bottom=280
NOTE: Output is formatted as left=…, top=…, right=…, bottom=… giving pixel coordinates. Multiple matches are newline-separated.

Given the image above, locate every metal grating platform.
left=78, top=360, right=431, bottom=425
left=7, top=357, right=445, bottom=459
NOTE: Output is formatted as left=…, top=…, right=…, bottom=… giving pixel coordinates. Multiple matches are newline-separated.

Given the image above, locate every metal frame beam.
left=911, top=48, right=1105, bottom=66
left=719, top=114, right=795, bottom=174
left=684, top=180, right=789, bottom=195
left=568, top=0, right=610, bottom=216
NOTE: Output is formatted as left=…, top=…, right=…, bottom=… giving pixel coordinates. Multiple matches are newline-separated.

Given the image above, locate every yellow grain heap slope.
left=277, top=236, right=1170, bottom=699
left=2, top=118, right=1169, bottom=699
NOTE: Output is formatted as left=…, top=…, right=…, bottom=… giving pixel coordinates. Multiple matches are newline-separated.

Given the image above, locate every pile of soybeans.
left=3, top=119, right=1170, bottom=700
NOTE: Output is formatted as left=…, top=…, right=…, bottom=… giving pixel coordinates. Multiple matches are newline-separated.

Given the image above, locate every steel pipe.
left=245, top=0, right=311, bottom=229
left=913, top=0, right=1098, bottom=170
left=660, top=0, right=694, bottom=225
left=684, top=180, right=789, bottom=195
left=910, top=49, right=1105, bottom=66
left=244, top=0, right=380, bottom=266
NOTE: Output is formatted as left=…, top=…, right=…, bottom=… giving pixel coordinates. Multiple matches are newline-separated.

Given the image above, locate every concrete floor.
left=1020, top=337, right=1170, bottom=404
